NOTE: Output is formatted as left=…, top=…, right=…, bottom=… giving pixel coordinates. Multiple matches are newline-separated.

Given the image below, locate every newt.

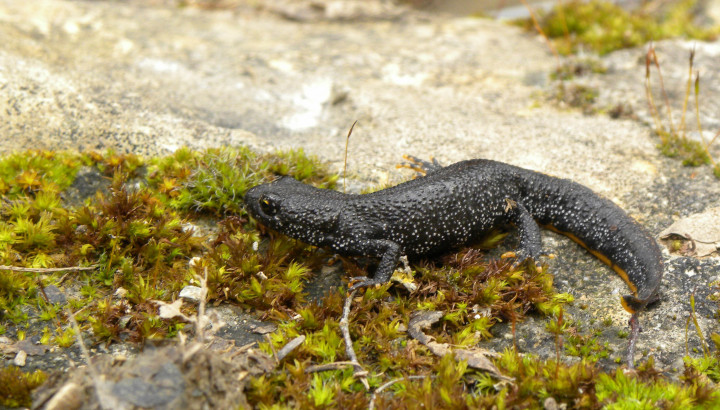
left=245, top=157, right=663, bottom=366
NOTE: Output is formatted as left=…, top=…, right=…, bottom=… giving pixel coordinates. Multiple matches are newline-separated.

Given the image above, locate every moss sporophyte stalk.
left=0, top=147, right=719, bottom=408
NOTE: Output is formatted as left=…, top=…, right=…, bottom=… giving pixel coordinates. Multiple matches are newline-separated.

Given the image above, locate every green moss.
left=550, top=82, right=600, bottom=113
left=0, top=367, right=47, bottom=408
left=657, top=130, right=710, bottom=166
left=565, top=326, right=611, bottom=362
left=523, top=0, right=719, bottom=55
left=1, top=146, right=719, bottom=408
left=0, top=151, right=83, bottom=198
left=148, top=147, right=336, bottom=216
left=551, top=57, right=607, bottom=81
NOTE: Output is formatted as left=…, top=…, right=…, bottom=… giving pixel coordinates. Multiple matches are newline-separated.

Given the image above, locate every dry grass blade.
left=680, top=46, right=695, bottom=138
left=650, top=46, right=676, bottom=136
left=645, top=44, right=663, bottom=133
left=343, top=120, right=358, bottom=194
left=0, top=265, right=97, bottom=273
left=520, top=0, right=559, bottom=59
left=340, top=288, right=369, bottom=389
left=695, top=71, right=703, bottom=138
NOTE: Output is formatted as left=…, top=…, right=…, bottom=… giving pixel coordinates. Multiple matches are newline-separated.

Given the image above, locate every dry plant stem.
left=341, top=289, right=360, bottom=364
left=520, top=0, right=559, bottom=59
left=196, top=267, right=209, bottom=342
left=36, top=278, right=50, bottom=304
left=66, top=307, right=112, bottom=410
left=645, top=46, right=663, bottom=132
left=650, top=46, right=677, bottom=135
left=266, top=334, right=280, bottom=366
left=695, top=73, right=702, bottom=137
left=626, top=314, right=641, bottom=369
left=690, top=62, right=719, bottom=168
left=645, top=67, right=662, bottom=133
left=0, top=265, right=97, bottom=272
left=680, top=47, right=695, bottom=137
left=709, top=129, right=720, bottom=154
left=689, top=290, right=710, bottom=355
left=343, top=120, right=358, bottom=194
left=305, top=361, right=357, bottom=373
left=693, top=72, right=718, bottom=167
left=368, top=375, right=430, bottom=410
left=340, top=289, right=369, bottom=389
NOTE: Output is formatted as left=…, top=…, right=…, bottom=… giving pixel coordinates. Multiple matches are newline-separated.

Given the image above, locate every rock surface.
left=1, top=0, right=720, bottom=396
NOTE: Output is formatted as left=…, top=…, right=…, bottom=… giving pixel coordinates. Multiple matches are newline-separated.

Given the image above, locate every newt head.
left=244, top=176, right=341, bottom=246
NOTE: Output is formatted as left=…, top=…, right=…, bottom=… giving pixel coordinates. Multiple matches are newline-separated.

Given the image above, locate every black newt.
left=245, top=158, right=663, bottom=365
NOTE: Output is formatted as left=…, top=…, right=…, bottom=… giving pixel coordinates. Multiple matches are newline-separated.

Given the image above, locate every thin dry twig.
left=679, top=46, right=695, bottom=137
left=343, top=120, right=358, bottom=194
left=66, top=306, right=119, bottom=410
left=649, top=46, right=677, bottom=135
left=266, top=334, right=280, bottom=366
left=340, top=289, right=369, bottom=390
left=645, top=45, right=663, bottom=133
left=0, top=264, right=97, bottom=273
left=195, top=267, right=210, bottom=342
left=305, top=361, right=357, bottom=374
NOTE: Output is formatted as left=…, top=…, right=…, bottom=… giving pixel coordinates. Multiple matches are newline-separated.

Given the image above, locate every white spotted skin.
left=244, top=159, right=663, bottom=309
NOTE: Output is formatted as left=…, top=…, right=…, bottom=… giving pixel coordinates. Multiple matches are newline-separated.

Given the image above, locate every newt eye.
left=259, top=195, right=279, bottom=216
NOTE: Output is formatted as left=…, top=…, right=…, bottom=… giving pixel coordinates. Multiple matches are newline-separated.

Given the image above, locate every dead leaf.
left=153, top=299, right=193, bottom=322
left=407, top=310, right=510, bottom=380
left=660, top=207, right=720, bottom=257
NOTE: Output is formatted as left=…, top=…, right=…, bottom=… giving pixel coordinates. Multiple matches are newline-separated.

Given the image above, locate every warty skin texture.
left=244, top=159, right=663, bottom=314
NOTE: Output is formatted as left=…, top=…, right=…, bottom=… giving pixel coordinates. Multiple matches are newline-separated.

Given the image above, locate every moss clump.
left=246, top=248, right=574, bottom=407
left=522, top=0, right=719, bottom=55
left=551, top=57, right=607, bottom=81
left=148, top=146, right=336, bottom=216
left=0, top=367, right=47, bottom=408
left=0, top=146, right=339, bottom=350
left=657, top=130, right=711, bottom=166
left=0, top=151, right=83, bottom=198
left=644, top=46, right=719, bottom=174
left=550, top=83, right=599, bottom=113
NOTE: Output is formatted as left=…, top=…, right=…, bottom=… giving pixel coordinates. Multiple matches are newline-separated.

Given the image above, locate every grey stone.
left=110, top=362, right=185, bottom=408
left=43, top=285, right=67, bottom=305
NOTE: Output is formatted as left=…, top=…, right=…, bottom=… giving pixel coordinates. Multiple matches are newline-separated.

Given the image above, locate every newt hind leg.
left=505, top=201, right=543, bottom=263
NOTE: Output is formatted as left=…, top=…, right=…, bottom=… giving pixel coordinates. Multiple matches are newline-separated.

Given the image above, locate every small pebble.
left=14, top=350, right=27, bottom=367
left=46, top=382, right=84, bottom=410
left=114, top=287, right=128, bottom=299
left=44, top=285, right=67, bottom=304
left=543, top=397, right=558, bottom=410
left=179, top=285, right=203, bottom=303
left=189, top=256, right=201, bottom=267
